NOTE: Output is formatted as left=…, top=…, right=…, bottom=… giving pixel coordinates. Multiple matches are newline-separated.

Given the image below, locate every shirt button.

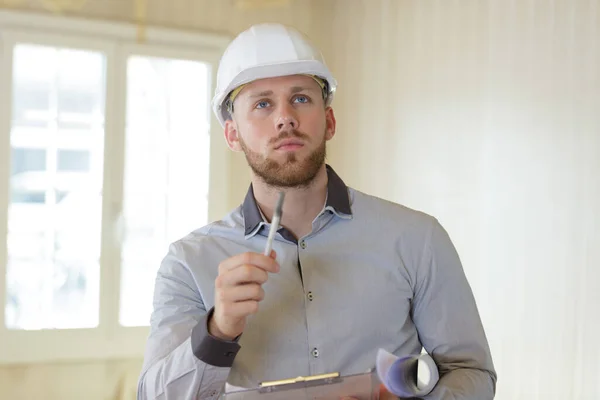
left=307, top=291, right=314, bottom=301
left=300, top=240, right=306, bottom=249
left=311, top=348, right=319, bottom=358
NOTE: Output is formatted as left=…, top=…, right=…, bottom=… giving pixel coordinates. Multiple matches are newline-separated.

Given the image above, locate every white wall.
left=323, top=1, right=600, bottom=399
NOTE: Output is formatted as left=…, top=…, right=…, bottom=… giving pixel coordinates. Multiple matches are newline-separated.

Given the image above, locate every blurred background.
left=0, top=0, right=598, bottom=399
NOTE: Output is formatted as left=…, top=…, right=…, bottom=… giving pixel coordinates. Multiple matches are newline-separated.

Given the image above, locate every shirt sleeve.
left=137, top=242, right=240, bottom=400
left=411, top=219, right=498, bottom=400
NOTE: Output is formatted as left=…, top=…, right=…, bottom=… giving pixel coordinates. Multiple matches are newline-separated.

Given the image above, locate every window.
left=120, top=55, right=210, bottom=327
left=0, top=10, right=229, bottom=363
left=7, top=44, right=106, bottom=331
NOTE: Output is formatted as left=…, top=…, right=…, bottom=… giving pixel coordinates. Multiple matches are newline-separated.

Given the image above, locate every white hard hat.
left=212, top=23, right=337, bottom=127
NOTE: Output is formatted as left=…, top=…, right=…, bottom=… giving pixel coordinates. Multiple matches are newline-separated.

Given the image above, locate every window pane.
left=57, top=150, right=90, bottom=171
left=119, top=55, right=210, bottom=327
left=5, top=44, right=106, bottom=330
left=12, top=45, right=55, bottom=129
left=11, top=148, right=47, bottom=174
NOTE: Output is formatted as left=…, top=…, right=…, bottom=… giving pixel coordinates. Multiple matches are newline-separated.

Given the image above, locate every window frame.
left=0, top=9, right=230, bottom=364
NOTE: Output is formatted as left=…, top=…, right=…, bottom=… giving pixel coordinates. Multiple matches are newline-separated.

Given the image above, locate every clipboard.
left=220, top=369, right=380, bottom=400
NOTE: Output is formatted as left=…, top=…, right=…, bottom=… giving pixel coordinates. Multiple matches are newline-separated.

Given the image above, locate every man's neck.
left=252, top=164, right=328, bottom=240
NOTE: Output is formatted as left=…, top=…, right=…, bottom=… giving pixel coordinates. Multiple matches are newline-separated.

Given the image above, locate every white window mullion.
left=0, top=34, right=15, bottom=343
left=99, top=42, right=125, bottom=343
left=43, top=56, right=59, bottom=324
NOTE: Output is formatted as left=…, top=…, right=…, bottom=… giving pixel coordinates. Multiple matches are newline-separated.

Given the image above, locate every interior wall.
left=0, top=359, right=143, bottom=400
left=322, top=1, right=600, bottom=399
left=0, top=1, right=320, bottom=399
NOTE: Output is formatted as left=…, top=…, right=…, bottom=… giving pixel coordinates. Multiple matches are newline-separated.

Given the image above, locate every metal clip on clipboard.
left=220, top=370, right=380, bottom=400
left=259, top=372, right=342, bottom=392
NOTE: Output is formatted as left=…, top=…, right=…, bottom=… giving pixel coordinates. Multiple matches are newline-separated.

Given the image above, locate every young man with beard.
left=137, top=23, right=497, bottom=400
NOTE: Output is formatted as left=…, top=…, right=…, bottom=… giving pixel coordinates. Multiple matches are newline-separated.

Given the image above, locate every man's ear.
left=224, top=119, right=242, bottom=152
left=324, top=107, right=336, bottom=141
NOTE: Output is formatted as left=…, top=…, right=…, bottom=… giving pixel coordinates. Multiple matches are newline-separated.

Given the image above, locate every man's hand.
left=209, top=251, right=279, bottom=340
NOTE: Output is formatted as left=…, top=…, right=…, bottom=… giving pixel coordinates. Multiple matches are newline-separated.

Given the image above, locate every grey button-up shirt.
left=138, top=166, right=497, bottom=400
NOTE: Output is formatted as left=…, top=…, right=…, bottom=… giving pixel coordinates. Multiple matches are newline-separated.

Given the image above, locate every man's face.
left=224, top=75, right=336, bottom=188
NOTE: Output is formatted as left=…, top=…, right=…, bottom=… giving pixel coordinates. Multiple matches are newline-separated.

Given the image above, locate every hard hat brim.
left=212, top=59, right=337, bottom=128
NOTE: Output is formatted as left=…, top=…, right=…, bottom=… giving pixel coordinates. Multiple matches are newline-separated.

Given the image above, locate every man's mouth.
left=275, top=139, right=305, bottom=151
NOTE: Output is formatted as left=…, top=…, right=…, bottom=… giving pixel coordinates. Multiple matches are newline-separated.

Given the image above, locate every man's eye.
left=294, top=96, right=309, bottom=104
left=256, top=100, right=270, bottom=109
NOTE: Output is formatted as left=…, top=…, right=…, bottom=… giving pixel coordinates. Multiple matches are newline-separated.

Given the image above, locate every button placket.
left=300, top=237, right=318, bottom=363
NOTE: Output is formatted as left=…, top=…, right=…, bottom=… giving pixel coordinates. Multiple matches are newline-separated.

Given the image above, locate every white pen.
left=264, top=191, right=285, bottom=256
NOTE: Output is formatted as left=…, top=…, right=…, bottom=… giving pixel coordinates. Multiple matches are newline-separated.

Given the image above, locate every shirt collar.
left=242, top=164, right=352, bottom=237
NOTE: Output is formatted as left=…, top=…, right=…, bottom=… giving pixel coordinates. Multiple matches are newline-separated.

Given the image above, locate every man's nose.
left=275, top=103, right=298, bottom=131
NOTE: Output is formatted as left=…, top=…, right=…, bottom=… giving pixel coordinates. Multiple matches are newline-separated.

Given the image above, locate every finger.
left=219, top=252, right=280, bottom=273
left=218, top=265, right=269, bottom=287
left=221, top=283, right=265, bottom=303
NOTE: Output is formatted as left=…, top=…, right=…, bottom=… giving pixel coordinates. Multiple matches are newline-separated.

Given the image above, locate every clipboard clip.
left=258, top=372, right=341, bottom=393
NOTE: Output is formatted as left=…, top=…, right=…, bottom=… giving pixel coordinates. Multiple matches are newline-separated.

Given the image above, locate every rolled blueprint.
left=375, top=348, right=439, bottom=398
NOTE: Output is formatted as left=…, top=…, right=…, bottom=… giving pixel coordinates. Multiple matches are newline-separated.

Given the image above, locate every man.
left=138, top=23, right=497, bottom=400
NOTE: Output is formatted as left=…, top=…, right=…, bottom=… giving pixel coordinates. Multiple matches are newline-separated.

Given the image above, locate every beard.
left=239, top=129, right=327, bottom=188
